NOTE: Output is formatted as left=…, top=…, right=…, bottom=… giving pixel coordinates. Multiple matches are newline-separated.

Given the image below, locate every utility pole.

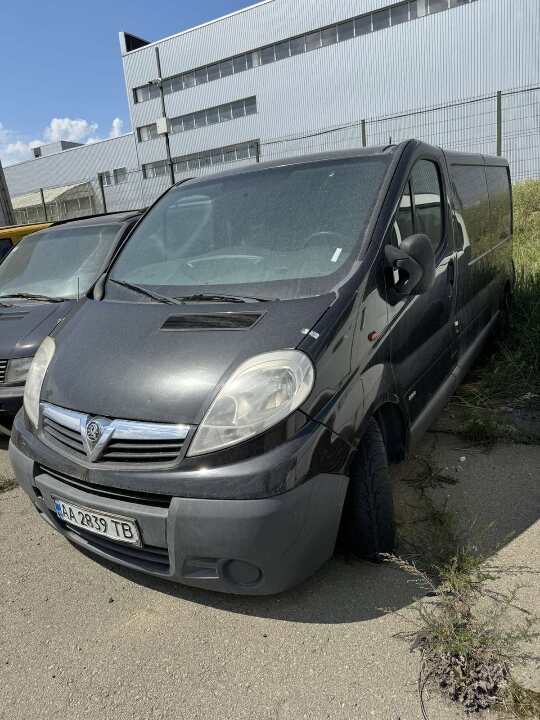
left=39, top=188, right=48, bottom=222
left=496, top=90, right=503, bottom=157
left=155, top=46, right=175, bottom=187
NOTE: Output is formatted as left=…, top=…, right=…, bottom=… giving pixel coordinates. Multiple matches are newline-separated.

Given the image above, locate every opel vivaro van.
left=9, top=141, right=513, bottom=594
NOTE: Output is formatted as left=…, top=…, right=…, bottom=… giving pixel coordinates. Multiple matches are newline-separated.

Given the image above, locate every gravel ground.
left=0, top=431, right=538, bottom=720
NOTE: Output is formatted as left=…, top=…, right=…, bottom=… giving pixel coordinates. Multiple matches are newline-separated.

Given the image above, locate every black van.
left=0, top=212, right=142, bottom=430
left=9, top=141, right=513, bottom=594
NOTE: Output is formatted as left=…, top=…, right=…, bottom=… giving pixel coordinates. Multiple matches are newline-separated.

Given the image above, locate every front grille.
left=61, top=522, right=170, bottom=572
left=101, top=438, right=185, bottom=463
left=0, top=360, right=7, bottom=384
left=37, top=464, right=172, bottom=508
left=43, top=414, right=86, bottom=457
left=40, top=403, right=191, bottom=467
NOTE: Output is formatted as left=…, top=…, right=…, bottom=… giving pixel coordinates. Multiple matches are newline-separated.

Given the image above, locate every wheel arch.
left=373, top=401, right=409, bottom=464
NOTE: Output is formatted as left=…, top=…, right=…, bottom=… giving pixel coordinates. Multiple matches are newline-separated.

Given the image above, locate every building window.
left=372, top=8, right=391, bottom=31
left=321, top=26, right=338, bottom=46
left=172, top=141, right=259, bottom=176
left=355, top=15, right=373, bottom=35
left=99, top=171, right=112, bottom=187
left=168, top=97, right=257, bottom=137
left=142, top=160, right=169, bottom=179
left=391, top=3, right=410, bottom=25
left=134, top=84, right=160, bottom=104
left=114, top=167, right=128, bottom=185
left=132, top=0, right=476, bottom=104
left=338, top=20, right=355, bottom=42
left=138, top=123, right=159, bottom=142
left=429, top=0, right=450, bottom=13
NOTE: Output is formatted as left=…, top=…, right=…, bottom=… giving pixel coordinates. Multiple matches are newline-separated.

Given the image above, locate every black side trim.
left=37, top=465, right=172, bottom=508
left=409, top=312, right=498, bottom=446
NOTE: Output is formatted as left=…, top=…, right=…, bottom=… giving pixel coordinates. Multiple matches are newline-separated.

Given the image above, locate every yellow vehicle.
left=0, top=222, right=51, bottom=262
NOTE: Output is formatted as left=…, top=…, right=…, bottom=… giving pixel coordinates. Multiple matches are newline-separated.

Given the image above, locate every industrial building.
left=4, top=0, right=540, bottom=223
left=0, top=162, right=14, bottom=226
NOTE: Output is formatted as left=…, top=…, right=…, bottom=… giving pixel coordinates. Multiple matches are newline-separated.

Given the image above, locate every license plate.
left=53, top=498, right=141, bottom=546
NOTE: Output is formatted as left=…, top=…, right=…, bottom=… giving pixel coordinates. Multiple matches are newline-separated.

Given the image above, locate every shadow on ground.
left=77, top=430, right=539, bottom=625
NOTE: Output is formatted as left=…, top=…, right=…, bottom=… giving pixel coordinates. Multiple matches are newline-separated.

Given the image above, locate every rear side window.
left=450, top=165, right=491, bottom=258
left=410, top=160, right=444, bottom=253
left=485, top=166, right=512, bottom=240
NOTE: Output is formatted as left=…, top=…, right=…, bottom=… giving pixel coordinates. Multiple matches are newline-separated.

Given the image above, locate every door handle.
left=447, top=260, right=455, bottom=286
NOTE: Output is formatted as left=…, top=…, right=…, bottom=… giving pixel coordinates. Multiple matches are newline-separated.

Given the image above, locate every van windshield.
left=0, top=224, right=119, bottom=300
left=110, top=156, right=390, bottom=301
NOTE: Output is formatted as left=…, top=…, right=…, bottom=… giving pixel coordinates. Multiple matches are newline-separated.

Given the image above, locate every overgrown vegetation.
left=388, top=552, right=539, bottom=717
left=392, top=451, right=540, bottom=717
left=455, top=180, right=540, bottom=439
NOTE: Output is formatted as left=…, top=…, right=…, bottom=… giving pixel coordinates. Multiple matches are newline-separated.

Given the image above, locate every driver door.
left=385, top=155, right=457, bottom=425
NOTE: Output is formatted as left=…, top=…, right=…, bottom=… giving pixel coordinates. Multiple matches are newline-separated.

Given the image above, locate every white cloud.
left=109, top=117, right=124, bottom=138
left=0, top=116, right=127, bottom=167
left=43, top=117, right=99, bottom=144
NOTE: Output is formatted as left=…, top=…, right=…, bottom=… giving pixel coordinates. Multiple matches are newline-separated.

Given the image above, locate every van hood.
left=42, top=296, right=332, bottom=424
left=0, top=300, right=73, bottom=359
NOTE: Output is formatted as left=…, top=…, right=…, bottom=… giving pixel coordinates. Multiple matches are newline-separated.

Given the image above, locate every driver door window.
left=389, top=161, right=444, bottom=254
left=410, top=160, right=444, bottom=253
left=392, top=182, right=414, bottom=246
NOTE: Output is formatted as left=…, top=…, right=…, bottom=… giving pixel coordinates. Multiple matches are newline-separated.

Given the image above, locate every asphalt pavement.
left=1, top=431, right=538, bottom=720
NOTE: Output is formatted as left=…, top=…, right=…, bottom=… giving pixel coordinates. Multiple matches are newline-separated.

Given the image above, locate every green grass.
left=388, top=552, right=540, bottom=716
left=456, top=180, right=540, bottom=423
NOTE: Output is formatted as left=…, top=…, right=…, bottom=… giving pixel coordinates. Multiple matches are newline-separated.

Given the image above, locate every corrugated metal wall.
left=123, top=0, right=540, bottom=143
left=5, top=0, right=540, bottom=211
left=5, top=134, right=138, bottom=197
left=0, top=161, right=15, bottom=226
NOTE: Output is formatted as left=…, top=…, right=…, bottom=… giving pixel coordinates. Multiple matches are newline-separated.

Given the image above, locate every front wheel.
left=341, top=418, right=395, bottom=561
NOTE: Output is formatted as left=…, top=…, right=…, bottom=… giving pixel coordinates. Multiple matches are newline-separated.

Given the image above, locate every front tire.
left=341, top=418, right=395, bottom=561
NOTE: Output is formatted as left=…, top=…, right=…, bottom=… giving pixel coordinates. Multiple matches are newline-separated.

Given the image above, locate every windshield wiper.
left=0, top=292, right=64, bottom=303
left=173, top=293, right=273, bottom=304
left=109, top=279, right=183, bottom=305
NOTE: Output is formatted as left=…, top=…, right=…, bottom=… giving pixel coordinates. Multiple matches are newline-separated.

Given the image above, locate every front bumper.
left=9, top=413, right=349, bottom=595
left=0, top=385, right=23, bottom=418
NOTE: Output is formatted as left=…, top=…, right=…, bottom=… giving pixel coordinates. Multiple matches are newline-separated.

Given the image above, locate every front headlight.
left=187, top=350, right=315, bottom=457
left=23, top=337, right=55, bottom=428
left=6, top=357, right=34, bottom=385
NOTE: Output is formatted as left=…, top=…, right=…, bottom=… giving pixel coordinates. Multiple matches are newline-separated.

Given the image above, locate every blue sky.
left=0, top=0, right=254, bottom=165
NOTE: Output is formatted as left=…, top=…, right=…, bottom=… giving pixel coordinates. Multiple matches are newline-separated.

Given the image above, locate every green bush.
left=513, top=180, right=540, bottom=279
left=459, top=181, right=540, bottom=406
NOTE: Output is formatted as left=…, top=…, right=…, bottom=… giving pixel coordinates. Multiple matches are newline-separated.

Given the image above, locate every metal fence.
left=10, top=83, right=540, bottom=226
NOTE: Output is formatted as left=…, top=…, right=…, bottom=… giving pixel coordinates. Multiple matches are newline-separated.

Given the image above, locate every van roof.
left=174, top=141, right=509, bottom=188
left=443, top=150, right=510, bottom=167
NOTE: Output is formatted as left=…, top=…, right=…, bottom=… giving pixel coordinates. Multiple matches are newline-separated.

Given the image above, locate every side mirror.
left=384, top=233, right=436, bottom=296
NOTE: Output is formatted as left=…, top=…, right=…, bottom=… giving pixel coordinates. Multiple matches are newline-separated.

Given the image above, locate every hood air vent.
left=0, top=312, right=30, bottom=321
left=161, top=313, right=263, bottom=331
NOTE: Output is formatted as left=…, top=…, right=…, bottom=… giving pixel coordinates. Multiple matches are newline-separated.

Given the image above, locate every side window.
left=392, top=182, right=414, bottom=246
left=450, top=164, right=490, bottom=257
left=485, top=166, right=512, bottom=240
left=410, top=160, right=444, bottom=252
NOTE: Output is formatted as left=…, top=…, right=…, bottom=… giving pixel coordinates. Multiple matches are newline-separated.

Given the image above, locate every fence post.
left=496, top=90, right=503, bottom=157
left=361, top=120, right=367, bottom=148
left=98, top=174, right=107, bottom=214
left=39, top=188, right=48, bottom=222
